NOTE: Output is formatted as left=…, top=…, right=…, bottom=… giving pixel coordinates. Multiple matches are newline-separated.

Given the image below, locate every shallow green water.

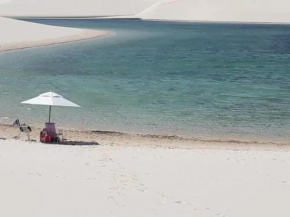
left=0, top=19, right=290, bottom=143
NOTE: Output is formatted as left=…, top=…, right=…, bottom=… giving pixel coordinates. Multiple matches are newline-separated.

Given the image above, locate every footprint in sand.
left=174, top=201, right=190, bottom=205
left=216, top=214, right=227, bottom=217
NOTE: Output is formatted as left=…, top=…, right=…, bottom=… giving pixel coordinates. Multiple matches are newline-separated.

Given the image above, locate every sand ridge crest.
left=0, top=17, right=112, bottom=52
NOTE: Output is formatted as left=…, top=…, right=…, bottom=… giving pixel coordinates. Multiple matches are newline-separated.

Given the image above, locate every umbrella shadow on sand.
left=62, top=140, right=101, bottom=146
left=46, top=140, right=101, bottom=146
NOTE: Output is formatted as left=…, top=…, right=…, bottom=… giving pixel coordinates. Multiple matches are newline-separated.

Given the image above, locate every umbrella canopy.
left=21, top=91, right=80, bottom=123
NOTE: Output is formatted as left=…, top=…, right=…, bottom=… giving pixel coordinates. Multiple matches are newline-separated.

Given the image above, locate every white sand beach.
left=0, top=125, right=290, bottom=217
left=137, top=0, right=290, bottom=23
left=0, top=17, right=111, bottom=52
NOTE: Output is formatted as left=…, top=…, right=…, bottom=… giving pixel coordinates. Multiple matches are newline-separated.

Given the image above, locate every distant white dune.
left=0, top=17, right=110, bottom=52
left=0, top=0, right=158, bottom=17
left=137, top=0, right=290, bottom=23
left=1, top=0, right=289, bottom=23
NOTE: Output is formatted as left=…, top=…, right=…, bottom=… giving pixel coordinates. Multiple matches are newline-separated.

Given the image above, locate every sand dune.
left=137, top=0, right=290, bottom=23
left=1, top=0, right=289, bottom=23
left=0, top=0, right=158, bottom=17
left=1, top=0, right=290, bottom=23
left=0, top=17, right=110, bottom=52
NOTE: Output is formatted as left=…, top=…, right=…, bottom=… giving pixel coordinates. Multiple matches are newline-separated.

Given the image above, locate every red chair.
left=40, top=123, right=61, bottom=143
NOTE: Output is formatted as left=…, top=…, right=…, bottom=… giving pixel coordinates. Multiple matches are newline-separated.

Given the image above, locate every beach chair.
left=13, top=119, right=32, bottom=141
left=40, top=123, right=62, bottom=143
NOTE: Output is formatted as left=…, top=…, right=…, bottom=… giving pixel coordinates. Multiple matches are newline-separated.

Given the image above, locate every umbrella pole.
left=48, top=105, right=51, bottom=123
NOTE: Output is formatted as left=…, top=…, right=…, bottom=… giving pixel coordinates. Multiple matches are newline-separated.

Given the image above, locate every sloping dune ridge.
left=0, top=0, right=290, bottom=23
left=137, top=0, right=290, bottom=23
left=0, top=17, right=110, bottom=52
left=0, top=0, right=158, bottom=17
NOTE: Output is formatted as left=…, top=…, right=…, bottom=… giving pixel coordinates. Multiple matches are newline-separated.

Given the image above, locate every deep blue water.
left=0, top=19, right=290, bottom=143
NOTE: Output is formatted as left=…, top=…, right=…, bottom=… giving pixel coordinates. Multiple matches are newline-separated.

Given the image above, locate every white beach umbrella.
left=21, top=91, right=80, bottom=123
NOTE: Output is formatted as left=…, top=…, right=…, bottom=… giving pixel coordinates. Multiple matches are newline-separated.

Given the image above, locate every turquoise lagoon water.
left=0, top=19, right=290, bottom=143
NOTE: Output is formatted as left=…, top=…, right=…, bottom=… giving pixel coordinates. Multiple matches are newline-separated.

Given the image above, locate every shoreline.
left=0, top=29, right=113, bottom=53
left=0, top=123, right=289, bottom=148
